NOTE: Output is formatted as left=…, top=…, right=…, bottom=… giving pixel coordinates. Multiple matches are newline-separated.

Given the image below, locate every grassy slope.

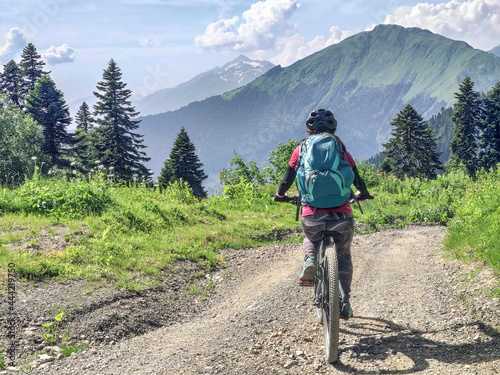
left=1, top=166, right=499, bottom=293
left=0, top=179, right=301, bottom=290
left=247, top=25, right=500, bottom=107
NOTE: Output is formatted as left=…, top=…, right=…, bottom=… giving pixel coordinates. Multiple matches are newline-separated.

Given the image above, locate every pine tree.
left=478, top=82, right=500, bottom=170
left=93, top=59, right=151, bottom=182
left=73, top=102, right=96, bottom=173
left=449, top=76, right=481, bottom=176
left=159, top=127, right=207, bottom=198
left=24, top=76, right=73, bottom=168
left=75, top=101, right=94, bottom=132
left=19, top=43, right=50, bottom=99
left=0, top=60, right=23, bottom=107
left=381, top=104, right=442, bottom=179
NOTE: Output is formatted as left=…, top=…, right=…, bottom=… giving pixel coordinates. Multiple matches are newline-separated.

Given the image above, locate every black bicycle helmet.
left=305, top=108, right=337, bottom=133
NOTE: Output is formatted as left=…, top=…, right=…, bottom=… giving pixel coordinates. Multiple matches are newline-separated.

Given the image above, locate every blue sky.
left=1, top=0, right=500, bottom=105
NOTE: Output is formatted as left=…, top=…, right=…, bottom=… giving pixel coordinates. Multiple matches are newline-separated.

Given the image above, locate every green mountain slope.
left=489, top=45, right=500, bottom=58
left=139, top=25, right=500, bottom=188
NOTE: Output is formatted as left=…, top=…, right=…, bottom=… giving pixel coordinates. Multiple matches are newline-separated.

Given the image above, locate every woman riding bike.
left=274, top=108, right=372, bottom=320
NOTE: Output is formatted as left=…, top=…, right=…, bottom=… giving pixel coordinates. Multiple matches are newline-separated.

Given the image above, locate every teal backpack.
left=296, top=134, right=354, bottom=208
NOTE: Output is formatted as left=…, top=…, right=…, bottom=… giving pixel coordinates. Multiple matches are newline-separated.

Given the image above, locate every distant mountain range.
left=135, top=55, right=275, bottom=116
left=489, top=45, right=500, bottom=58
left=138, top=25, right=500, bottom=191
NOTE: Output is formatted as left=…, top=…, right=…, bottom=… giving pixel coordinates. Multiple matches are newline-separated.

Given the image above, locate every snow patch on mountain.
left=134, top=55, right=274, bottom=116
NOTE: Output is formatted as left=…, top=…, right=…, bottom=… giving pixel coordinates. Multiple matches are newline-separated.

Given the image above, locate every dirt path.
left=21, top=226, right=500, bottom=374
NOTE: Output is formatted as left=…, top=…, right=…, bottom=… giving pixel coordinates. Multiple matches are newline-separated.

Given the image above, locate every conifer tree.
left=478, top=82, right=500, bottom=170
left=449, top=76, right=481, bottom=176
left=19, top=43, right=50, bottom=99
left=73, top=101, right=96, bottom=173
left=75, top=101, right=94, bottom=132
left=93, top=59, right=150, bottom=181
left=24, top=76, right=73, bottom=168
left=381, top=104, right=442, bottom=179
left=159, top=127, right=207, bottom=198
left=0, top=60, right=23, bottom=107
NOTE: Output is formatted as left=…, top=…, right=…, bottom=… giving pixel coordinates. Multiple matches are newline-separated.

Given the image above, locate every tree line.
left=379, top=77, right=500, bottom=179
left=2, top=44, right=498, bottom=198
left=0, top=43, right=150, bottom=184
left=1, top=42, right=208, bottom=196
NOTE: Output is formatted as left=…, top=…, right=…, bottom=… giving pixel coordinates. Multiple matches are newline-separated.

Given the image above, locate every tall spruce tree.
left=24, top=76, right=73, bottom=168
left=93, top=59, right=150, bottom=181
left=159, top=127, right=207, bottom=198
left=449, top=76, right=481, bottom=176
left=19, top=43, right=50, bottom=99
left=0, top=60, right=23, bottom=108
left=381, top=104, right=442, bottom=179
left=478, top=82, right=500, bottom=170
left=73, top=101, right=96, bottom=173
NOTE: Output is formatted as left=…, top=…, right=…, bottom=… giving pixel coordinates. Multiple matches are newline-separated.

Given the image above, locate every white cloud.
left=0, top=28, right=27, bottom=63
left=140, top=38, right=160, bottom=48
left=383, top=0, right=500, bottom=50
left=270, top=26, right=353, bottom=67
left=195, top=0, right=356, bottom=67
left=43, top=44, right=75, bottom=65
left=195, top=0, right=300, bottom=52
left=326, top=26, right=354, bottom=46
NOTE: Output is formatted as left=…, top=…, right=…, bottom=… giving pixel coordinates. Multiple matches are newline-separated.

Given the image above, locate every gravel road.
left=4, top=225, right=500, bottom=374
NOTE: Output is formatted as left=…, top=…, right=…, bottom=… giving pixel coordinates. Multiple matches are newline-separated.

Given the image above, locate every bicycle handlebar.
left=350, top=194, right=374, bottom=203
left=273, top=195, right=299, bottom=204
left=275, top=193, right=373, bottom=219
left=274, top=194, right=374, bottom=204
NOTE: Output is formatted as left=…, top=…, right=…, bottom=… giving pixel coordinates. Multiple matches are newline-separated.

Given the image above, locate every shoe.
left=340, top=300, right=353, bottom=320
left=299, top=255, right=317, bottom=287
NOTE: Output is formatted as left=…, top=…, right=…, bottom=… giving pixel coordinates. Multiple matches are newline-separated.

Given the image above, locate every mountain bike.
left=275, top=193, right=372, bottom=363
left=273, top=195, right=341, bottom=362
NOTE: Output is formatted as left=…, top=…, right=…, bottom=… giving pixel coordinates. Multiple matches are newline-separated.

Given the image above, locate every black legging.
left=301, top=212, right=354, bottom=301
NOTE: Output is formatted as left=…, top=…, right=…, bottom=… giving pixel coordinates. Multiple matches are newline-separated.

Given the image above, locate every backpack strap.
left=296, top=138, right=307, bottom=171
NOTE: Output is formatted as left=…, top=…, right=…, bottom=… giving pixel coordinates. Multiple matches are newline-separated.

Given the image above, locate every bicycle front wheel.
left=322, top=246, right=340, bottom=363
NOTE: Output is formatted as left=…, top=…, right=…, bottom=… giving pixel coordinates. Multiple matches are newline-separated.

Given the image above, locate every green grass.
left=355, top=163, right=500, bottom=280
left=353, top=163, right=469, bottom=228
left=60, top=343, right=89, bottom=357
left=0, top=177, right=300, bottom=290
left=1, top=165, right=499, bottom=291
left=0, top=346, right=5, bottom=370
left=444, top=167, right=500, bottom=271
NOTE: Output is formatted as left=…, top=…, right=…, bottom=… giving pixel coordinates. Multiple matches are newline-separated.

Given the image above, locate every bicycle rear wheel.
left=322, top=245, right=340, bottom=363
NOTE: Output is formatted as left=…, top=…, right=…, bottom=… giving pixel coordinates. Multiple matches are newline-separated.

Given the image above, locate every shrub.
left=18, top=176, right=110, bottom=218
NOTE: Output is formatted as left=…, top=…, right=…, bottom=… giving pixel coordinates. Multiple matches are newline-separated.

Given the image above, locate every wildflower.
left=31, top=156, right=37, bottom=161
